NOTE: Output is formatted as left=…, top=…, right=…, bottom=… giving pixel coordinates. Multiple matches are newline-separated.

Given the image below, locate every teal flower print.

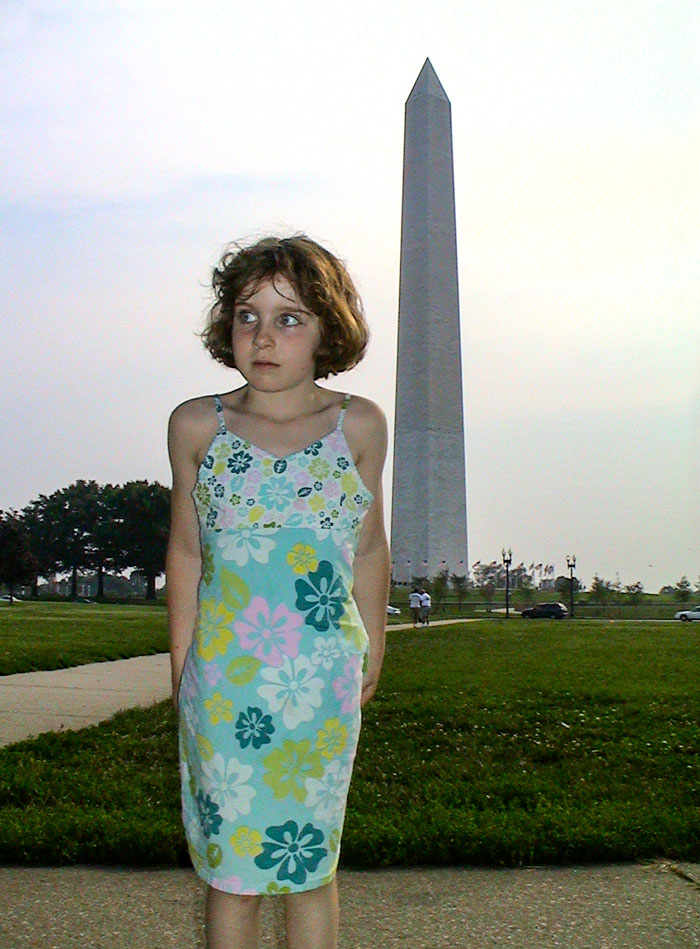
left=196, top=790, right=223, bottom=837
left=228, top=451, right=253, bottom=474
left=295, top=561, right=346, bottom=632
left=259, top=476, right=295, bottom=512
left=235, top=706, right=275, bottom=750
left=254, top=820, right=327, bottom=885
left=304, top=441, right=323, bottom=457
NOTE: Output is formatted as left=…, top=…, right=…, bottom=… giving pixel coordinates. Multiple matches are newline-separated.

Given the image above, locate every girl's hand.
left=361, top=669, right=381, bottom=707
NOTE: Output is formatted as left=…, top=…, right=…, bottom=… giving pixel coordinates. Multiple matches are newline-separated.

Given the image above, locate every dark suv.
left=521, top=602, right=569, bottom=619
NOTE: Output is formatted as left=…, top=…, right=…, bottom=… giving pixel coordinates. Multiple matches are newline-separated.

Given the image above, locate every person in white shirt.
left=419, top=589, right=431, bottom=626
left=408, top=589, right=422, bottom=627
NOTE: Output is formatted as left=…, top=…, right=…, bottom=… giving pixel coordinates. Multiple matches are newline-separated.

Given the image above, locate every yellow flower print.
left=248, top=504, right=265, bottom=523
left=341, top=472, right=358, bottom=496
left=308, top=495, right=325, bottom=513
left=204, top=691, right=234, bottom=725
left=266, top=882, right=291, bottom=894
left=263, top=739, right=324, bottom=802
left=212, top=443, right=230, bottom=475
left=308, top=458, right=331, bottom=479
left=286, top=543, right=319, bottom=575
left=315, top=717, right=348, bottom=760
left=196, top=599, right=235, bottom=661
left=338, top=611, right=369, bottom=653
left=230, top=826, right=263, bottom=858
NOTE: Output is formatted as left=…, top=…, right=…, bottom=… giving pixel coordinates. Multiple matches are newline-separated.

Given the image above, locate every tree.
left=555, top=575, right=581, bottom=594
left=517, top=573, right=536, bottom=607
left=450, top=573, right=468, bottom=609
left=473, top=562, right=498, bottom=612
left=624, top=581, right=644, bottom=616
left=114, top=481, right=170, bottom=600
left=674, top=575, right=692, bottom=604
left=590, top=574, right=612, bottom=616
left=0, top=512, right=35, bottom=601
left=23, top=481, right=116, bottom=598
left=431, top=568, right=449, bottom=613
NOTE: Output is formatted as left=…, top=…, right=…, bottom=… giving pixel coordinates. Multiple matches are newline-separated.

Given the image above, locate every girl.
left=166, top=235, right=390, bottom=949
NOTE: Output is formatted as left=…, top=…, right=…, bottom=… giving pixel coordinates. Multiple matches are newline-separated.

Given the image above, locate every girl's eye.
left=235, top=310, right=256, bottom=324
left=280, top=313, right=301, bottom=326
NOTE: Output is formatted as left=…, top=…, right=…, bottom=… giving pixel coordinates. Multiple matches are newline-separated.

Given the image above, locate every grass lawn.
left=1, top=619, right=698, bottom=868
left=0, top=602, right=168, bottom=674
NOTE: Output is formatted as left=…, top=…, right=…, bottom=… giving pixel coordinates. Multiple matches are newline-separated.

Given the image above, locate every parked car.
left=674, top=604, right=700, bottom=622
left=0, top=594, right=23, bottom=603
left=386, top=605, right=401, bottom=615
left=521, top=602, right=569, bottom=619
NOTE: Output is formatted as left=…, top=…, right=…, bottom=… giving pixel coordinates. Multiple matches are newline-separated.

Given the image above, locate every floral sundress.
left=178, top=393, right=373, bottom=894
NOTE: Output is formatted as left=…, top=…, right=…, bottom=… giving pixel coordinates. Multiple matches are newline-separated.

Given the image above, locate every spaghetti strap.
left=213, top=395, right=227, bottom=435
left=336, top=393, right=352, bottom=430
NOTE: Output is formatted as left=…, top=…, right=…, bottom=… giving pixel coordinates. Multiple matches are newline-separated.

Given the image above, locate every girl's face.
left=231, top=275, right=322, bottom=392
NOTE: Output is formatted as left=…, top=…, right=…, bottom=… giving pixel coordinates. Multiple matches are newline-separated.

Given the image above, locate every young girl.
left=166, top=235, right=390, bottom=949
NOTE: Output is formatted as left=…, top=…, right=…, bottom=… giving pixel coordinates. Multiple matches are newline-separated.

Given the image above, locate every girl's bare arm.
left=347, top=398, right=391, bottom=707
left=166, top=402, right=207, bottom=708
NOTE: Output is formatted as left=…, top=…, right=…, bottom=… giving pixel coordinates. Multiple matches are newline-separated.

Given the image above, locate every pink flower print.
left=235, top=597, right=303, bottom=667
left=244, top=468, right=263, bottom=487
left=219, top=506, right=239, bottom=530
left=204, top=663, right=223, bottom=687
left=218, top=874, right=245, bottom=893
left=324, top=478, right=341, bottom=500
left=332, top=655, right=362, bottom=715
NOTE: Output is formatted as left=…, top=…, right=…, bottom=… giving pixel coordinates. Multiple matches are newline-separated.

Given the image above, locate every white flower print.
left=313, top=521, right=347, bottom=547
left=218, top=526, right=277, bottom=566
left=200, top=752, right=256, bottom=822
left=305, top=759, right=352, bottom=822
left=310, top=635, right=342, bottom=670
left=257, top=656, right=324, bottom=730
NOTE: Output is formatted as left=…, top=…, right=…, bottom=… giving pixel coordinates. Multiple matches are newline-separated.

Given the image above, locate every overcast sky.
left=1, top=0, right=698, bottom=590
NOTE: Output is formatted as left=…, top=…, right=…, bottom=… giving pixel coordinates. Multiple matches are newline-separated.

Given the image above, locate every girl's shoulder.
left=168, top=394, right=222, bottom=463
left=343, top=393, right=388, bottom=460
left=169, top=394, right=218, bottom=431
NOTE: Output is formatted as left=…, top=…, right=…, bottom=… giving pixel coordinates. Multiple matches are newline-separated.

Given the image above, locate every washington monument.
left=391, top=59, right=468, bottom=584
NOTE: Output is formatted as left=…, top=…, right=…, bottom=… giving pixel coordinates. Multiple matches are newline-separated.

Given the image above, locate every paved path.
left=0, top=619, right=474, bottom=747
left=2, top=627, right=700, bottom=946
left=0, top=653, right=172, bottom=747
left=2, top=861, right=699, bottom=947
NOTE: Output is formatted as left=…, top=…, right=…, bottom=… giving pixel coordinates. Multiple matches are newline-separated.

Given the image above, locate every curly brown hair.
left=201, top=235, right=369, bottom=379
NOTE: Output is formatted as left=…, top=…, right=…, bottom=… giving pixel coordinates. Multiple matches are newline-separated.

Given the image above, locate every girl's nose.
left=253, top=324, right=274, bottom=348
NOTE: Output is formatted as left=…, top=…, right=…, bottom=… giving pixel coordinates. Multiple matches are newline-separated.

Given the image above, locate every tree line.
left=393, top=562, right=699, bottom=616
left=0, top=480, right=170, bottom=601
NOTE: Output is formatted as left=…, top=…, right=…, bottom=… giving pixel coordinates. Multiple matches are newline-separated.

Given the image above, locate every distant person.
left=419, top=589, right=431, bottom=626
left=166, top=235, right=390, bottom=948
left=409, top=588, right=422, bottom=626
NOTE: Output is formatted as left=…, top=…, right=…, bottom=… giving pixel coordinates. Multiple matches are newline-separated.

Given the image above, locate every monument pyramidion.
left=391, top=59, right=468, bottom=586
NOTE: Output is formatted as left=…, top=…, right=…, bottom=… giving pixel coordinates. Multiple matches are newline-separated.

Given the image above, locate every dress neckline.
left=214, top=393, right=351, bottom=463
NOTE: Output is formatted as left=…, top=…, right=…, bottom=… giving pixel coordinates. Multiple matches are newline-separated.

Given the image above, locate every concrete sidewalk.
left=2, top=861, right=699, bottom=947
left=0, top=653, right=172, bottom=747
left=1, top=640, right=700, bottom=946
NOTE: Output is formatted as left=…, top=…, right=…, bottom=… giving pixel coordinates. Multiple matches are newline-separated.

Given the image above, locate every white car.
left=386, top=605, right=401, bottom=615
left=675, top=604, right=700, bottom=622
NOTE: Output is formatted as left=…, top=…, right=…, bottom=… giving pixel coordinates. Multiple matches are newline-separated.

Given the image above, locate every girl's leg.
left=284, top=879, right=339, bottom=949
left=205, top=887, right=263, bottom=949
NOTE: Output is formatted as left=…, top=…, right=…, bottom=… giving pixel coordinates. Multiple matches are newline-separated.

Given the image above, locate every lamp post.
left=566, top=554, right=576, bottom=618
left=502, top=548, right=512, bottom=618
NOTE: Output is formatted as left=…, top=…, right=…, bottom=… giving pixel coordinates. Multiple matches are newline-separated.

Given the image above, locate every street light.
left=566, top=554, right=577, bottom=618
left=502, top=548, right=512, bottom=618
